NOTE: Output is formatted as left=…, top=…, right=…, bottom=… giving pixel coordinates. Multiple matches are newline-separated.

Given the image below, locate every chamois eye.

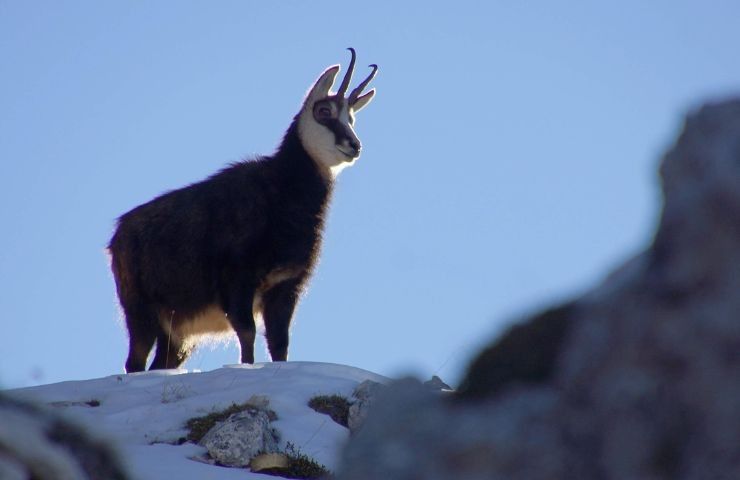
left=318, top=106, right=332, bottom=117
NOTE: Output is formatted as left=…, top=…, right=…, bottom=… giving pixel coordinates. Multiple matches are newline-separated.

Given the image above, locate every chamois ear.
left=350, top=88, right=375, bottom=113
left=306, top=65, right=340, bottom=105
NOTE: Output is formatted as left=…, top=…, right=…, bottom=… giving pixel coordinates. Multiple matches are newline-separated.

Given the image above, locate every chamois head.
left=297, top=48, right=377, bottom=177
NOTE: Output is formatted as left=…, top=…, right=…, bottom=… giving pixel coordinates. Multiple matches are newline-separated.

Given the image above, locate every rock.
left=347, top=380, right=386, bottom=433
left=0, top=392, right=130, bottom=480
left=336, top=98, right=740, bottom=480
left=200, top=408, right=279, bottom=467
left=250, top=453, right=290, bottom=472
left=423, top=375, right=452, bottom=392
left=457, top=302, right=575, bottom=399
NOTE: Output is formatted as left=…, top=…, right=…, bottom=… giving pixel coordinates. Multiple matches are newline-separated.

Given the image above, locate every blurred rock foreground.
left=336, top=98, right=740, bottom=480
left=0, top=393, right=129, bottom=480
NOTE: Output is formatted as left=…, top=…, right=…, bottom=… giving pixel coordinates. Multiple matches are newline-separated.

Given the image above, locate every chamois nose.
left=349, top=138, right=361, bottom=154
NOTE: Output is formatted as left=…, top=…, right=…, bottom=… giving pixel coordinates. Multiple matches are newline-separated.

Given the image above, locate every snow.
left=6, top=362, right=388, bottom=479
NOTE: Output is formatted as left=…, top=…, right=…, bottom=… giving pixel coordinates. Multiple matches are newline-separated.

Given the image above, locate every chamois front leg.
left=262, top=279, right=302, bottom=361
left=224, top=283, right=258, bottom=364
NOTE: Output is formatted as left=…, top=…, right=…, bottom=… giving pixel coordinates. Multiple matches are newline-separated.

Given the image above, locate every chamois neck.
left=267, top=119, right=334, bottom=209
left=274, top=118, right=336, bottom=187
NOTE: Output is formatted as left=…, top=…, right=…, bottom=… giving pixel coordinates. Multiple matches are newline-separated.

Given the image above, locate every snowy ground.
left=6, top=362, right=388, bottom=479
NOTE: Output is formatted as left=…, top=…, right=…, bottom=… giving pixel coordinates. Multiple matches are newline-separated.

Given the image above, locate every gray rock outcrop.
left=199, top=407, right=279, bottom=467
left=336, top=98, right=740, bottom=480
left=347, top=380, right=385, bottom=434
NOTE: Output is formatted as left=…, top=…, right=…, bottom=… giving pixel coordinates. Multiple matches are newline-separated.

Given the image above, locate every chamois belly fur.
left=157, top=266, right=305, bottom=343
left=162, top=305, right=233, bottom=344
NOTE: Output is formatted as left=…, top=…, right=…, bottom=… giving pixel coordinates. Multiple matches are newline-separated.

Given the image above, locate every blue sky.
left=2, top=1, right=740, bottom=388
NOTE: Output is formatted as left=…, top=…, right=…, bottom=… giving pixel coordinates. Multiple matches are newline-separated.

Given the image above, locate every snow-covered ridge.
left=7, top=362, right=388, bottom=480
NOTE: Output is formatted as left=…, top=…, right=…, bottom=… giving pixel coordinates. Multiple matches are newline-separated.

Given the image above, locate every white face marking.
left=298, top=100, right=360, bottom=180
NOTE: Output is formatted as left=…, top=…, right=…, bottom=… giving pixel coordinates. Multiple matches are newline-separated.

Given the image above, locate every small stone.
left=251, top=453, right=290, bottom=472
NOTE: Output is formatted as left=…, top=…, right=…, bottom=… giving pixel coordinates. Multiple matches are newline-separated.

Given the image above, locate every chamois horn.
left=336, top=47, right=356, bottom=96
left=349, top=64, right=378, bottom=105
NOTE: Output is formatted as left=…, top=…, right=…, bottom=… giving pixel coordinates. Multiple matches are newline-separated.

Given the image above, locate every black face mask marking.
left=326, top=119, right=360, bottom=154
left=312, top=98, right=361, bottom=157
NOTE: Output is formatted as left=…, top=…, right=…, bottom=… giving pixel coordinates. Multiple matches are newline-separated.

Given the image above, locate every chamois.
left=109, top=49, right=377, bottom=373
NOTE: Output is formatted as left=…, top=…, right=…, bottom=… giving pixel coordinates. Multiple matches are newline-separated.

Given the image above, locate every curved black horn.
left=337, top=47, right=356, bottom=96
left=349, top=64, right=378, bottom=105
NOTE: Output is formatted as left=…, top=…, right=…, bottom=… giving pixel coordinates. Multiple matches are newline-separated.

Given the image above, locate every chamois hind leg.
left=150, top=329, right=192, bottom=370
left=262, top=280, right=301, bottom=362
left=122, top=304, right=160, bottom=373
left=223, top=283, right=257, bottom=364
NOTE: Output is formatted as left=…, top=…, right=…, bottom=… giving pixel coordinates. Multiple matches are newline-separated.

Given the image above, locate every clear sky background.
left=2, top=1, right=740, bottom=389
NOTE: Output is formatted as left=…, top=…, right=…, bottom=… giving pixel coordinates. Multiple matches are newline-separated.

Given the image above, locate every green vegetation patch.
left=308, top=394, right=351, bottom=428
